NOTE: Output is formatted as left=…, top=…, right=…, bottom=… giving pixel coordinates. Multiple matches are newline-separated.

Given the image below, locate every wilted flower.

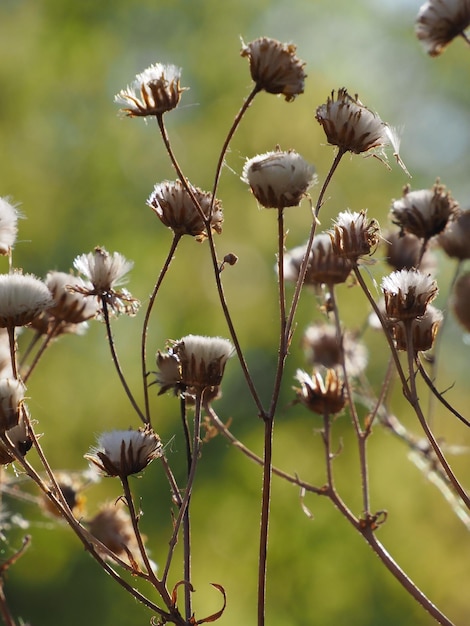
left=382, top=269, right=438, bottom=320
left=294, top=368, right=345, bottom=416
left=241, top=37, right=306, bottom=101
left=147, top=180, right=223, bottom=240
left=284, top=235, right=352, bottom=287
left=88, top=501, right=139, bottom=561
left=392, top=305, right=443, bottom=352
left=438, top=210, right=470, bottom=260
left=115, top=63, right=185, bottom=116
left=85, top=427, right=163, bottom=478
left=242, top=149, right=316, bottom=209
left=415, top=0, right=470, bottom=56
left=391, top=180, right=459, bottom=240
left=452, top=272, right=470, bottom=332
left=302, top=324, right=368, bottom=377
left=73, top=247, right=139, bottom=317
left=0, top=197, right=20, bottom=255
left=46, top=271, right=99, bottom=324
left=328, top=210, right=380, bottom=261
left=0, top=378, right=25, bottom=433
left=315, top=88, right=408, bottom=173
left=0, top=272, right=53, bottom=328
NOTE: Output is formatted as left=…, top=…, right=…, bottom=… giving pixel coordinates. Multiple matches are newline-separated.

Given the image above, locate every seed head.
left=415, top=0, right=470, bottom=56
left=294, top=369, right=345, bottom=416
left=382, top=269, right=438, bottom=321
left=0, top=272, right=53, bottom=328
left=452, top=272, right=470, bottom=332
left=241, top=37, right=306, bottom=101
left=0, top=197, right=20, bottom=255
left=284, top=236, right=352, bottom=287
left=383, top=230, right=436, bottom=273
left=391, top=180, right=459, bottom=240
left=115, top=63, right=185, bottom=116
left=46, top=271, right=99, bottom=324
left=438, top=210, right=470, bottom=260
left=0, top=409, right=32, bottom=465
left=147, top=180, right=223, bottom=240
left=85, top=427, right=163, bottom=478
left=392, top=305, right=443, bottom=352
left=88, top=502, right=139, bottom=561
left=242, top=149, right=316, bottom=209
left=0, top=378, right=25, bottom=433
left=328, top=210, right=380, bottom=261
left=302, top=324, right=368, bottom=377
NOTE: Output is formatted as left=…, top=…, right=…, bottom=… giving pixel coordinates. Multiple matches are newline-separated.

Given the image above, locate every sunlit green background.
left=2, top=0, right=470, bottom=624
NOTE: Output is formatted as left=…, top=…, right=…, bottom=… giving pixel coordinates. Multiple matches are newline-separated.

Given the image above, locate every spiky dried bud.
left=0, top=272, right=53, bottom=328
left=0, top=378, right=25, bottom=433
left=294, top=369, right=345, bottom=416
left=241, top=37, right=306, bottom=101
left=315, top=88, right=408, bottom=173
left=438, top=210, right=470, bottom=260
left=284, top=235, right=352, bottom=287
left=328, top=210, right=380, bottom=261
left=302, top=324, right=368, bottom=377
left=452, top=272, right=470, bottom=332
left=46, top=272, right=99, bottom=324
left=391, top=180, right=459, bottom=240
left=242, top=149, right=316, bottom=209
left=147, top=180, right=223, bottom=240
left=382, top=269, right=438, bottom=321
left=415, top=0, right=470, bottom=56
left=0, top=197, right=20, bottom=255
left=392, top=305, right=443, bottom=352
left=88, top=502, right=139, bottom=560
left=115, top=63, right=185, bottom=116
left=85, top=427, right=163, bottom=478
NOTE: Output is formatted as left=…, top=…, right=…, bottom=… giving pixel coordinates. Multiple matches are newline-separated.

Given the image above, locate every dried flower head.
left=0, top=197, right=20, bottom=255
left=392, top=305, right=443, bottom=352
left=415, top=0, right=470, bottom=56
left=41, top=472, right=86, bottom=519
left=85, top=427, right=163, bottom=478
left=240, top=37, right=306, bottom=101
left=115, top=63, right=185, bottom=116
left=294, top=369, right=345, bottom=416
left=284, top=236, right=352, bottom=287
left=315, top=88, right=408, bottom=173
left=242, top=149, right=316, bottom=209
left=382, top=269, right=438, bottom=321
left=391, top=180, right=459, bottom=240
left=0, top=272, right=53, bottom=328
left=0, top=378, right=25, bottom=433
left=73, top=247, right=139, bottom=317
left=438, top=210, right=470, bottom=260
left=46, top=271, right=99, bottom=324
left=88, top=501, right=139, bottom=560
left=452, top=272, right=470, bottom=332
left=0, top=409, right=32, bottom=465
left=328, top=210, right=380, bottom=261
left=383, top=230, right=436, bottom=273
left=0, top=330, right=13, bottom=378
left=302, top=324, right=368, bottom=377
left=147, top=180, right=223, bottom=240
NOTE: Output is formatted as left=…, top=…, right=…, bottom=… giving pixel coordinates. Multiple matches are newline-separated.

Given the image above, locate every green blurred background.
left=1, top=0, right=470, bottom=624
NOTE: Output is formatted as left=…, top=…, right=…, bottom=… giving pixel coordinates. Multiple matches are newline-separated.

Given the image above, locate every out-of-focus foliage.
left=1, top=0, right=470, bottom=625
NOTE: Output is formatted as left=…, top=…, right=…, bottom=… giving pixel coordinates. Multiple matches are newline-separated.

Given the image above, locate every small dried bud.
left=452, top=272, right=470, bottom=332
left=302, top=324, right=368, bottom=377
left=315, top=88, right=407, bottom=173
left=0, top=272, right=53, bottom=328
left=0, top=197, right=20, bottom=255
left=382, top=269, right=438, bottom=321
left=88, top=502, right=139, bottom=560
left=223, top=253, right=238, bottom=266
left=284, top=236, right=352, bottom=287
left=392, top=305, right=443, bottom=352
left=294, top=369, right=345, bottom=416
left=242, top=149, right=316, bottom=209
left=438, top=210, right=470, bottom=260
left=241, top=37, right=306, bottom=101
left=328, top=210, right=380, bottom=261
left=147, top=180, right=223, bottom=240
left=391, top=180, right=459, bottom=240
left=85, top=427, right=163, bottom=478
left=115, top=63, right=185, bottom=116
left=46, top=272, right=99, bottom=324
left=415, top=0, right=470, bottom=56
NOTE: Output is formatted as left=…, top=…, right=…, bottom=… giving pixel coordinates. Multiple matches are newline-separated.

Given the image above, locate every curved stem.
left=101, top=298, right=146, bottom=423
left=141, top=234, right=181, bottom=423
